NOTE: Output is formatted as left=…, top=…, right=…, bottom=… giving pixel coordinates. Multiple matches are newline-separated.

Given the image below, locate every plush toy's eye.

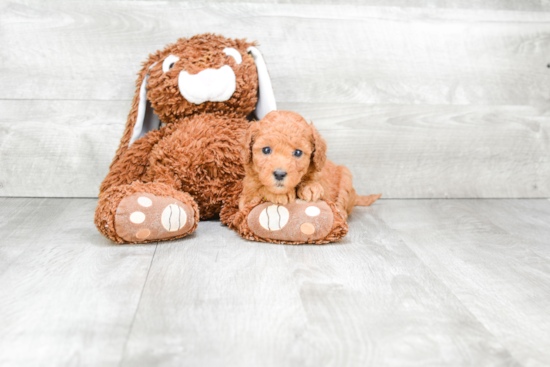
left=293, top=149, right=303, bottom=157
left=262, top=147, right=272, bottom=155
left=223, top=47, right=242, bottom=65
left=162, top=55, right=180, bottom=73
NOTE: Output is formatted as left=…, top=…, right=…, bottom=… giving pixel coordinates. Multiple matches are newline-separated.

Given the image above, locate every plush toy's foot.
left=115, top=192, right=195, bottom=243
left=246, top=200, right=343, bottom=244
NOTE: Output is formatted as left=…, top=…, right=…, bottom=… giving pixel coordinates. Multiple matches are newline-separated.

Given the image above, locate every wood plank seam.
left=118, top=244, right=159, bottom=367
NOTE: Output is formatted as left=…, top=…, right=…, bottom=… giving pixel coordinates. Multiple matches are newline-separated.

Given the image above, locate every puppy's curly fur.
left=241, top=111, right=381, bottom=218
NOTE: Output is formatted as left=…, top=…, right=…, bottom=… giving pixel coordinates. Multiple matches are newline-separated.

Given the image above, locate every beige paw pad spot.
left=136, top=229, right=150, bottom=239
left=305, top=206, right=321, bottom=217
left=161, top=204, right=187, bottom=232
left=259, top=205, right=289, bottom=231
left=137, top=196, right=152, bottom=207
left=130, top=211, right=145, bottom=224
left=300, top=222, right=316, bottom=235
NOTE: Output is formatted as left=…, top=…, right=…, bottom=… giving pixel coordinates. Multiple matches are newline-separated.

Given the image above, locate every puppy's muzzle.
left=273, top=169, right=287, bottom=182
left=178, top=65, right=236, bottom=105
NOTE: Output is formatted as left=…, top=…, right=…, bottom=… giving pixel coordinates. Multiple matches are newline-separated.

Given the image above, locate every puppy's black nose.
left=273, top=170, right=287, bottom=181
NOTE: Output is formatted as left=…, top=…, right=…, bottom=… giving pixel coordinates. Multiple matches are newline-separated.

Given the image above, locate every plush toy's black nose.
left=273, top=170, right=287, bottom=181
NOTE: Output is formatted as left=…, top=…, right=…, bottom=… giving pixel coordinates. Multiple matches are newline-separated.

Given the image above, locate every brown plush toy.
left=95, top=33, right=371, bottom=245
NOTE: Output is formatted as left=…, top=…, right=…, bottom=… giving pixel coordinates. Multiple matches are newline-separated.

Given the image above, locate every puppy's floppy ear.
left=310, top=123, right=327, bottom=172
left=247, top=47, right=277, bottom=120
left=242, top=121, right=260, bottom=165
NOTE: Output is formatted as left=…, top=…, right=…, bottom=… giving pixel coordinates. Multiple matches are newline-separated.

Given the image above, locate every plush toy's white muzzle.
left=128, top=46, right=276, bottom=148
left=178, top=65, right=236, bottom=105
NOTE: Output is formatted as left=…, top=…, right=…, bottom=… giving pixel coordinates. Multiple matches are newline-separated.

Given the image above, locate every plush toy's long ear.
left=128, top=62, right=160, bottom=147
left=247, top=47, right=277, bottom=120
left=310, top=123, right=327, bottom=172
left=106, top=59, right=160, bottom=174
left=112, top=59, right=160, bottom=162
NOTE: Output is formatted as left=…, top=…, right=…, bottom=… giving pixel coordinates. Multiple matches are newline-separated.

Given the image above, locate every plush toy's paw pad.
left=115, top=193, right=195, bottom=242
left=247, top=200, right=333, bottom=243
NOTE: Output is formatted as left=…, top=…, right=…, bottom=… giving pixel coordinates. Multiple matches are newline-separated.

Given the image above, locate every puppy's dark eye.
left=262, top=147, right=272, bottom=155
left=293, top=149, right=303, bottom=157
left=169, top=63, right=175, bottom=69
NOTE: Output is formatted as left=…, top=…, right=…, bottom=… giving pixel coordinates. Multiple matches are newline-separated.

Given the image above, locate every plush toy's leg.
left=224, top=199, right=348, bottom=245
left=95, top=182, right=199, bottom=244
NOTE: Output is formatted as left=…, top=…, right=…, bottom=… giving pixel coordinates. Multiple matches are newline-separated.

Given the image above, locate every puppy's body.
left=241, top=111, right=381, bottom=217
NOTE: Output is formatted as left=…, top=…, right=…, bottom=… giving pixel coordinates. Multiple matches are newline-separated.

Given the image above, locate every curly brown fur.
left=142, top=113, right=247, bottom=219
left=240, top=111, right=381, bottom=219
left=96, top=34, right=376, bottom=245
left=96, top=34, right=262, bottom=243
left=107, top=34, right=258, bottom=171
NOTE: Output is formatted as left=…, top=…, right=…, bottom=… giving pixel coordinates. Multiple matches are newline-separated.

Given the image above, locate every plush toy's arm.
left=99, top=128, right=163, bottom=195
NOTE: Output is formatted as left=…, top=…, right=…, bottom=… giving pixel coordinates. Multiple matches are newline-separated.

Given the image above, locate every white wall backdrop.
left=1, top=0, right=549, bottom=198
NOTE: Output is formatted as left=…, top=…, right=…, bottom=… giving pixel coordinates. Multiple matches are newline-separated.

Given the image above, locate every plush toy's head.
left=243, top=111, right=327, bottom=195
left=128, top=34, right=277, bottom=146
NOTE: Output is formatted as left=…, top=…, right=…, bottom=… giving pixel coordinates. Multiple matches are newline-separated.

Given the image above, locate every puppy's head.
left=243, top=111, right=327, bottom=195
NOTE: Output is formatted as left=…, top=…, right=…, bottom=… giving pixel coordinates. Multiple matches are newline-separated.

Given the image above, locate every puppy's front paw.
left=297, top=182, right=324, bottom=202
left=264, top=191, right=296, bottom=206
left=272, top=195, right=290, bottom=205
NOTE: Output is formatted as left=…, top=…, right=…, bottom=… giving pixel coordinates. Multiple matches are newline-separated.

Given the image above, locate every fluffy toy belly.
left=144, top=114, right=247, bottom=219
left=179, top=162, right=244, bottom=219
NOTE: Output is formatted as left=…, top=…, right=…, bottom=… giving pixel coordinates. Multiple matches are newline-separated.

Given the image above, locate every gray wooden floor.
left=0, top=197, right=548, bottom=367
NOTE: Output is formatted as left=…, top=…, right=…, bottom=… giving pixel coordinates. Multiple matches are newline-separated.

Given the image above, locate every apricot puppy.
left=241, top=110, right=381, bottom=218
